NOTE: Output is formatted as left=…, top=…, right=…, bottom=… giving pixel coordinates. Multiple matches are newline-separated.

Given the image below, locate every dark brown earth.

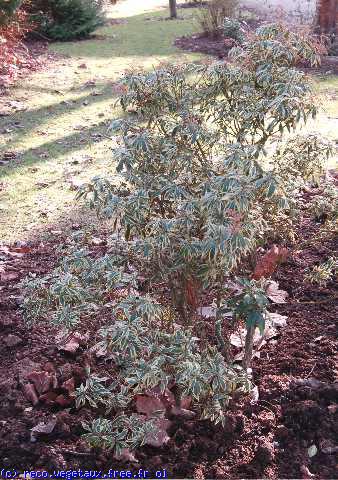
left=0, top=190, right=337, bottom=479
left=175, top=32, right=338, bottom=74
left=175, top=32, right=234, bottom=59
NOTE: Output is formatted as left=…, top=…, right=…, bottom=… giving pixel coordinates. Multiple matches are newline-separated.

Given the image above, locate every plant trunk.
left=316, top=0, right=337, bottom=34
left=169, top=0, right=177, bottom=19
left=242, top=324, right=255, bottom=370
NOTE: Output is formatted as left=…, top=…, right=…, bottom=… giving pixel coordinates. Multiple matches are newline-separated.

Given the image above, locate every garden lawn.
left=0, top=0, right=337, bottom=244
left=0, top=0, right=202, bottom=243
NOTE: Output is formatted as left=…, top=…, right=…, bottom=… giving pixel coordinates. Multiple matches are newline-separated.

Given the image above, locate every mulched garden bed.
left=175, top=33, right=234, bottom=59
left=0, top=187, right=337, bottom=479
left=175, top=32, right=338, bottom=74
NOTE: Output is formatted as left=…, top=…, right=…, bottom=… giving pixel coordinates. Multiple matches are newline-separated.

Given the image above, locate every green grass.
left=0, top=1, right=337, bottom=243
left=0, top=1, right=202, bottom=243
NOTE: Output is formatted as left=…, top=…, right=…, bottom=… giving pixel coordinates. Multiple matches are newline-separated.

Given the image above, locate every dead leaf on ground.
left=266, top=280, right=288, bottom=304
left=27, top=371, right=53, bottom=395
left=62, top=377, right=75, bottom=396
left=145, top=418, right=171, bottom=447
left=0, top=271, right=19, bottom=282
left=23, top=383, right=39, bottom=406
left=114, top=448, right=138, bottom=462
left=300, top=465, right=315, bottom=478
left=136, top=395, right=165, bottom=417
left=253, top=245, right=288, bottom=280
left=267, top=311, right=288, bottom=328
left=319, top=439, right=338, bottom=454
left=198, top=306, right=216, bottom=318
left=59, top=338, right=80, bottom=354
left=30, top=419, right=57, bottom=442
left=170, top=406, right=196, bottom=419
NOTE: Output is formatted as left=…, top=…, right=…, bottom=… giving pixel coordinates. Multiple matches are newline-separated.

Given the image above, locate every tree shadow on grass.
left=0, top=82, right=119, bottom=160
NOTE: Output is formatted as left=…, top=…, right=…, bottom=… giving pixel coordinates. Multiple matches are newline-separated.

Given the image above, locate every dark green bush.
left=26, top=0, right=104, bottom=41
left=0, top=0, right=22, bottom=25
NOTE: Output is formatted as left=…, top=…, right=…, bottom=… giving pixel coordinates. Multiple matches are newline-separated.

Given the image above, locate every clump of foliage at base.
left=223, top=16, right=244, bottom=43
left=197, top=0, right=238, bottom=37
left=23, top=23, right=333, bottom=455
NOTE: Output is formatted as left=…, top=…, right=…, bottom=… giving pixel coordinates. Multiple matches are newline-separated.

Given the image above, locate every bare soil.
left=0, top=189, right=337, bottom=479
left=175, top=32, right=338, bottom=74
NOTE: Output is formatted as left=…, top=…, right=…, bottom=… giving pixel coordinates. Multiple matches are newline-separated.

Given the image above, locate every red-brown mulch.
left=175, top=32, right=234, bottom=59
left=175, top=32, right=338, bottom=74
left=0, top=191, right=337, bottom=478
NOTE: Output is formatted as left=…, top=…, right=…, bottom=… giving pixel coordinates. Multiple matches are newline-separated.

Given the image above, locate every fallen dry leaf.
left=145, top=418, right=171, bottom=447
left=319, top=439, right=338, bottom=454
left=27, top=371, right=52, bottom=395
left=136, top=395, right=165, bottom=417
left=0, top=271, right=19, bottom=282
left=267, top=312, right=288, bottom=327
left=39, top=391, right=58, bottom=406
left=300, top=465, right=315, bottom=478
left=55, top=394, right=73, bottom=407
left=59, top=338, right=80, bottom=354
left=266, top=280, right=288, bottom=304
left=170, top=406, right=196, bottom=419
left=114, top=448, right=138, bottom=462
left=62, top=377, right=75, bottom=397
left=253, top=245, right=288, bottom=280
left=23, top=383, right=39, bottom=406
left=30, top=419, right=57, bottom=442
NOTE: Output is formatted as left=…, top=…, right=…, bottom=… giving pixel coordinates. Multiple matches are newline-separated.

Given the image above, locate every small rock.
left=307, top=444, right=317, bottom=457
left=4, top=334, right=22, bottom=347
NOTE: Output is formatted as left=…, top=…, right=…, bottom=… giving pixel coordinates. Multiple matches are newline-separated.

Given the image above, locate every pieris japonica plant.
left=23, top=23, right=332, bottom=455
left=79, top=23, right=330, bottom=341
